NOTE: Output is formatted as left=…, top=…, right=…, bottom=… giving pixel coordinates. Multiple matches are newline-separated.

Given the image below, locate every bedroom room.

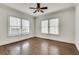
left=0, top=3, right=79, bottom=55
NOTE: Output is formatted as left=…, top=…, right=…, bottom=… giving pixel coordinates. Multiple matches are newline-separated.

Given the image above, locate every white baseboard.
left=0, top=36, right=34, bottom=46
left=36, top=36, right=74, bottom=44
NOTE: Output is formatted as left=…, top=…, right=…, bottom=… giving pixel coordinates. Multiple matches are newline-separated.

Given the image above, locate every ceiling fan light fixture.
left=29, top=3, right=48, bottom=13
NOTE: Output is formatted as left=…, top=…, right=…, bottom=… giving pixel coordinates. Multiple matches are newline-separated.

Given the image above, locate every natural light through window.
left=49, top=18, right=59, bottom=34
left=22, top=19, right=30, bottom=35
left=41, top=20, right=48, bottom=34
left=8, top=16, right=30, bottom=36
left=41, top=18, right=59, bottom=35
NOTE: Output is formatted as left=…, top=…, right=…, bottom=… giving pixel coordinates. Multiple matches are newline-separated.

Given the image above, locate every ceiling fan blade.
left=33, top=10, right=37, bottom=13
left=40, top=7, right=48, bottom=9
left=40, top=10, right=44, bottom=13
left=37, top=3, right=40, bottom=8
left=29, top=7, right=36, bottom=9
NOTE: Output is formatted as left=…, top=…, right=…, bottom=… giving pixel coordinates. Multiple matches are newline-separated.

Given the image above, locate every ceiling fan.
left=29, top=3, right=48, bottom=13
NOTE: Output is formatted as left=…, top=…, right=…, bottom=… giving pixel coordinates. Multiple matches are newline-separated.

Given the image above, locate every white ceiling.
left=3, top=3, right=75, bottom=17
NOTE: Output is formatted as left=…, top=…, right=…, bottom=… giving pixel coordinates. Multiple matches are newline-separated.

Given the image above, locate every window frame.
left=21, top=19, right=30, bottom=35
left=49, top=18, right=59, bottom=35
left=41, top=18, right=59, bottom=35
left=8, top=16, right=30, bottom=36
left=41, top=20, right=49, bottom=34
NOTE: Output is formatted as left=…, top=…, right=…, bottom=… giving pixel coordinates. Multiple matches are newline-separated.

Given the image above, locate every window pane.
left=22, top=19, right=30, bottom=34
left=8, top=16, right=21, bottom=36
left=49, top=18, right=59, bottom=34
left=8, top=27, right=21, bottom=36
left=49, top=18, right=59, bottom=27
left=49, top=27, right=59, bottom=34
left=41, top=27, right=48, bottom=33
left=9, top=16, right=21, bottom=26
left=41, top=20, right=48, bottom=27
left=22, top=26, right=29, bottom=34
left=22, top=19, right=29, bottom=27
left=41, top=20, right=48, bottom=33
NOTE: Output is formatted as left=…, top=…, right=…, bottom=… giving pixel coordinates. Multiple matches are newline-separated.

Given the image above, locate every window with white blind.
left=8, top=16, right=30, bottom=36
left=41, top=18, right=59, bottom=35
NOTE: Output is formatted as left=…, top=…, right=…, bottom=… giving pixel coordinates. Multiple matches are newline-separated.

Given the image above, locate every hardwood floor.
left=0, top=37, right=79, bottom=55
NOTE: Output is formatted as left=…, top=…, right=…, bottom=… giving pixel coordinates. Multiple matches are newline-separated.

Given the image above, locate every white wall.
left=35, top=8, right=75, bottom=44
left=0, top=4, right=34, bottom=46
left=75, top=4, right=79, bottom=51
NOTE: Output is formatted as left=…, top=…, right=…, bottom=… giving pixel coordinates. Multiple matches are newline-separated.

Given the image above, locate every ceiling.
left=3, top=3, right=75, bottom=17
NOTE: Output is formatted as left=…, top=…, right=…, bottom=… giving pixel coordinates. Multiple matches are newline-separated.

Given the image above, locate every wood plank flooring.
left=0, top=37, right=79, bottom=55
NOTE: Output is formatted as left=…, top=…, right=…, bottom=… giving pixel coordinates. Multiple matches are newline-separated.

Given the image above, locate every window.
left=41, top=20, right=48, bottom=33
left=49, top=18, right=59, bottom=34
left=8, top=16, right=30, bottom=36
left=22, top=19, right=30, bottom=34
left=41, top=18, right=59, bottom=35
left=8, top=16, right=21, bottom=36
